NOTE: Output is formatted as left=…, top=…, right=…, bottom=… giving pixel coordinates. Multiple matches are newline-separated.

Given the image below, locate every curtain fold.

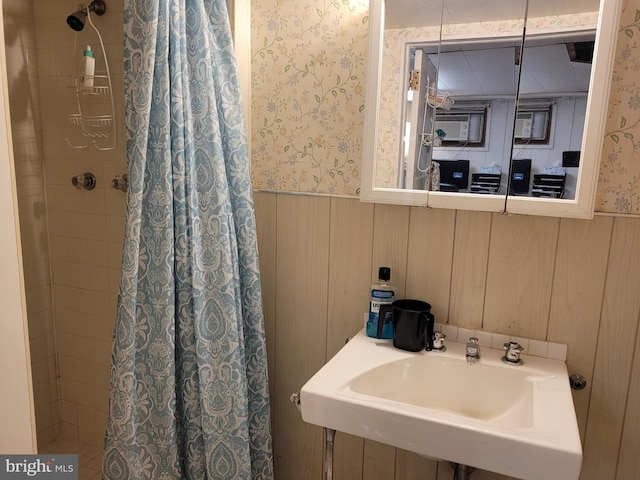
left=102, top=0, right=274, bottom=478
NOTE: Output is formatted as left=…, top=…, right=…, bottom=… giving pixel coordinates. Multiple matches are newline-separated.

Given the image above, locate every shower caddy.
left=64, top=0, right=116, bottom=151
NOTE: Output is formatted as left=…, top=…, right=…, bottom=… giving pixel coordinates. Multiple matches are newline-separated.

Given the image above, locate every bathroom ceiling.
left=386, top=0, right=601, bottom=28
left=431, top=36, right=593, bottom=97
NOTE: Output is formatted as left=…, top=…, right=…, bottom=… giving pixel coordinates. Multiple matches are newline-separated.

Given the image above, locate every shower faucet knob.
left=111, top=174, right=128, bottom=192
left=71, top=172, right=96, bottom=190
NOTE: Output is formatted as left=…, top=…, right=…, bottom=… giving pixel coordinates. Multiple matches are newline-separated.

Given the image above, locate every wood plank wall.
left=253, top=191, right=640, bottom=480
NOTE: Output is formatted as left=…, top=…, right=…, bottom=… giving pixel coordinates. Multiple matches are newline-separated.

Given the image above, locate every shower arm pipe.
left=86, top=0, right=107, bottom=15
left=65, top=3, right=116, bottom=151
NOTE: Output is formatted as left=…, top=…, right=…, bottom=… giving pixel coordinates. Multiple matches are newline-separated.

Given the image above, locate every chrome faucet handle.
left=432, top=331, right=446, bottom=350
left=503, top=341, right=524, bottom=365
left=71, top=172, right=96, bottom=190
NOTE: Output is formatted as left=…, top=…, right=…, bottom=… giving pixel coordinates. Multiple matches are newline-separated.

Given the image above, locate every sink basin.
left=349, top=356, right=535, bottom=428
left=300, top=330, right=582, bottom=480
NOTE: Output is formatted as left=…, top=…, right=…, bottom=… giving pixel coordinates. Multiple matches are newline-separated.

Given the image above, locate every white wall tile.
left=474, top=330, right=493, bottom=348
left=457, top=327, right=474, bottom=343
left=528, top=339, right=548, bottom=358
left=440, top=323, right=458, bottom=343
left=547, top=342, right=568, bottom=361
left=491, top=333, right=510, bottom=350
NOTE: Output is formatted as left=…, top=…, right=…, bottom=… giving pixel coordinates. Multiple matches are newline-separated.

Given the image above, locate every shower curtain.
left=102, top=0, right=273, bottom=478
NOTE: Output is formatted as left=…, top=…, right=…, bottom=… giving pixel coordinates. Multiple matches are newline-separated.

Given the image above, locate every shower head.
left=66, top=10, right=86, bottom=31
left=66, top=0, right=107, bottom=31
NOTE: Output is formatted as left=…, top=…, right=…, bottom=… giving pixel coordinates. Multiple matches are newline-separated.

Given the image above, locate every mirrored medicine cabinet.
left=360, top=0, right=622, bottom=218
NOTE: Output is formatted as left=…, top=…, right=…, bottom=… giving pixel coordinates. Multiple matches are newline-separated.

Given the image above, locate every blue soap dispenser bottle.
left=366, top=266, right=396, bottom=339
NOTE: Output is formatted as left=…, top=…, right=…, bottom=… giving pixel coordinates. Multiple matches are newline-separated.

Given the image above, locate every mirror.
left=360, top=0, right=622, bottom=218
left=400, top=38, right=523, bottom=194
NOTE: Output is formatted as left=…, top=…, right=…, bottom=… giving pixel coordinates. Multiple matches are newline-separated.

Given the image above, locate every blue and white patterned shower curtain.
left=102, top=0, right=273, bottom=478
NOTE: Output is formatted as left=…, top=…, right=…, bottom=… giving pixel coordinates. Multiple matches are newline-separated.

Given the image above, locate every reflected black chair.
left=509, top=159, right=532, bottom=195
left=435, top=160, right=470, bottom=191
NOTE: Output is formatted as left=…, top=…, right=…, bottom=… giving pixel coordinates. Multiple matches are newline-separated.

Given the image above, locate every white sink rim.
left=300, top=329, right=582, bottom=480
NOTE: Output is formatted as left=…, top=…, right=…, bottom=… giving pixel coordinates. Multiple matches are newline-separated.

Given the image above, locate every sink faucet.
left=465, top=337, right=480, bottom=364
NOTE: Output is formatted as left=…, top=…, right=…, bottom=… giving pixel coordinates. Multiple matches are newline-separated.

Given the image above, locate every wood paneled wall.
left=254, top=191, right=640, bottom=480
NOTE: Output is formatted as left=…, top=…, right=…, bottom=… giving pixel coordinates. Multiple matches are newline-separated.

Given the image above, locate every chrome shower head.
left=66, top=0, right=107, bottom=31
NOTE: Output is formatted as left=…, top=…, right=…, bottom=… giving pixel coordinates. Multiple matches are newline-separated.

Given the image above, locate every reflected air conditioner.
left=433, top=114, right=470, bottom=141
left=514, top=112, right=534, bottom=139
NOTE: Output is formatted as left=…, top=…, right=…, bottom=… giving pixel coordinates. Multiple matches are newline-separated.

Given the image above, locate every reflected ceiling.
left=430, top=35, right=594, bottom=97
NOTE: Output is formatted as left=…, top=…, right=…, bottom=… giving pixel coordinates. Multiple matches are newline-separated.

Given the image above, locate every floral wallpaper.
left=597, top=0, right=640, bottom=214
left=250, top=0, right=369, bottom=195
left=251, top=0, right=640, bottom=215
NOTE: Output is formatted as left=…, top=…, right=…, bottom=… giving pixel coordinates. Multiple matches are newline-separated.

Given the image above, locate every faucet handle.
left=503, top=341, right=523, bottom=352
left=432, top=331, right=446, bottom=350
left=503, top=341, right=524, bottom=364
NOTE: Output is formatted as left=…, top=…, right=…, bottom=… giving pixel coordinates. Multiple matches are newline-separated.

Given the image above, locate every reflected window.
left=514, top=105, right=552, bottom=144
left=434, top=109, right=487, bottom=147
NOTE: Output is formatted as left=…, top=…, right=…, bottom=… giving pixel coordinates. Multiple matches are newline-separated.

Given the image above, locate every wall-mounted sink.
left=300, top=330, right=582, bottom=480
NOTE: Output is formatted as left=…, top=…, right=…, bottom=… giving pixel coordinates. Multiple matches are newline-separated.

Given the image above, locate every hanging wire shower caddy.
left=64, top=0, right=116, bottom=151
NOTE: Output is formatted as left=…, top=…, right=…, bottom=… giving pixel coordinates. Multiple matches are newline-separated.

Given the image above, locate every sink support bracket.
left=450, top=462, right=475, bottom=480
left=324, top=428, right=336, bottom=480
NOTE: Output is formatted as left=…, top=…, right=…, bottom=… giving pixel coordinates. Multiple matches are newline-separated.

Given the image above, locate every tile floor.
left=40, top=438, right=103, bottom=480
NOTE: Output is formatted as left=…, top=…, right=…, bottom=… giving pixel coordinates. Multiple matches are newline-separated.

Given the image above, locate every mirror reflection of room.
left=402, top=39, right=521, bottom=193
left=376, top=0, right=600, bottom=202
left=426, top=34, right=592, bottom=200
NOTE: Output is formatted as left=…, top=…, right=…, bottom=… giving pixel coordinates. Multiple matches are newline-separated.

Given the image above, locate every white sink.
left=349, top=355, right=535, bottom=428
left=300, top=330, right=582, bottom=480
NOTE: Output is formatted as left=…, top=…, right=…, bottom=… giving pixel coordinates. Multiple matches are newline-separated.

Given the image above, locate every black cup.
left=379, top=299, right=434, bottom=352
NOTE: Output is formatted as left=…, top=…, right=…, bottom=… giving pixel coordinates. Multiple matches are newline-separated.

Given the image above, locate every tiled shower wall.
left=4, top=0, right=126, bottom=449
left=33, top=0, right=126, bottom=447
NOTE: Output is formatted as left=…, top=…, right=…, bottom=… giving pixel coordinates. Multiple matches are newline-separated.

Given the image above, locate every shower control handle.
left=71, top=172, right=96, bottom=190
left=111, top=174, right=128, bottom=192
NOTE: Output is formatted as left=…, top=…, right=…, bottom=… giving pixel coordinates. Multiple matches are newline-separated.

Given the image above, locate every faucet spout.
left=465, top=337, right=480, bottom=364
